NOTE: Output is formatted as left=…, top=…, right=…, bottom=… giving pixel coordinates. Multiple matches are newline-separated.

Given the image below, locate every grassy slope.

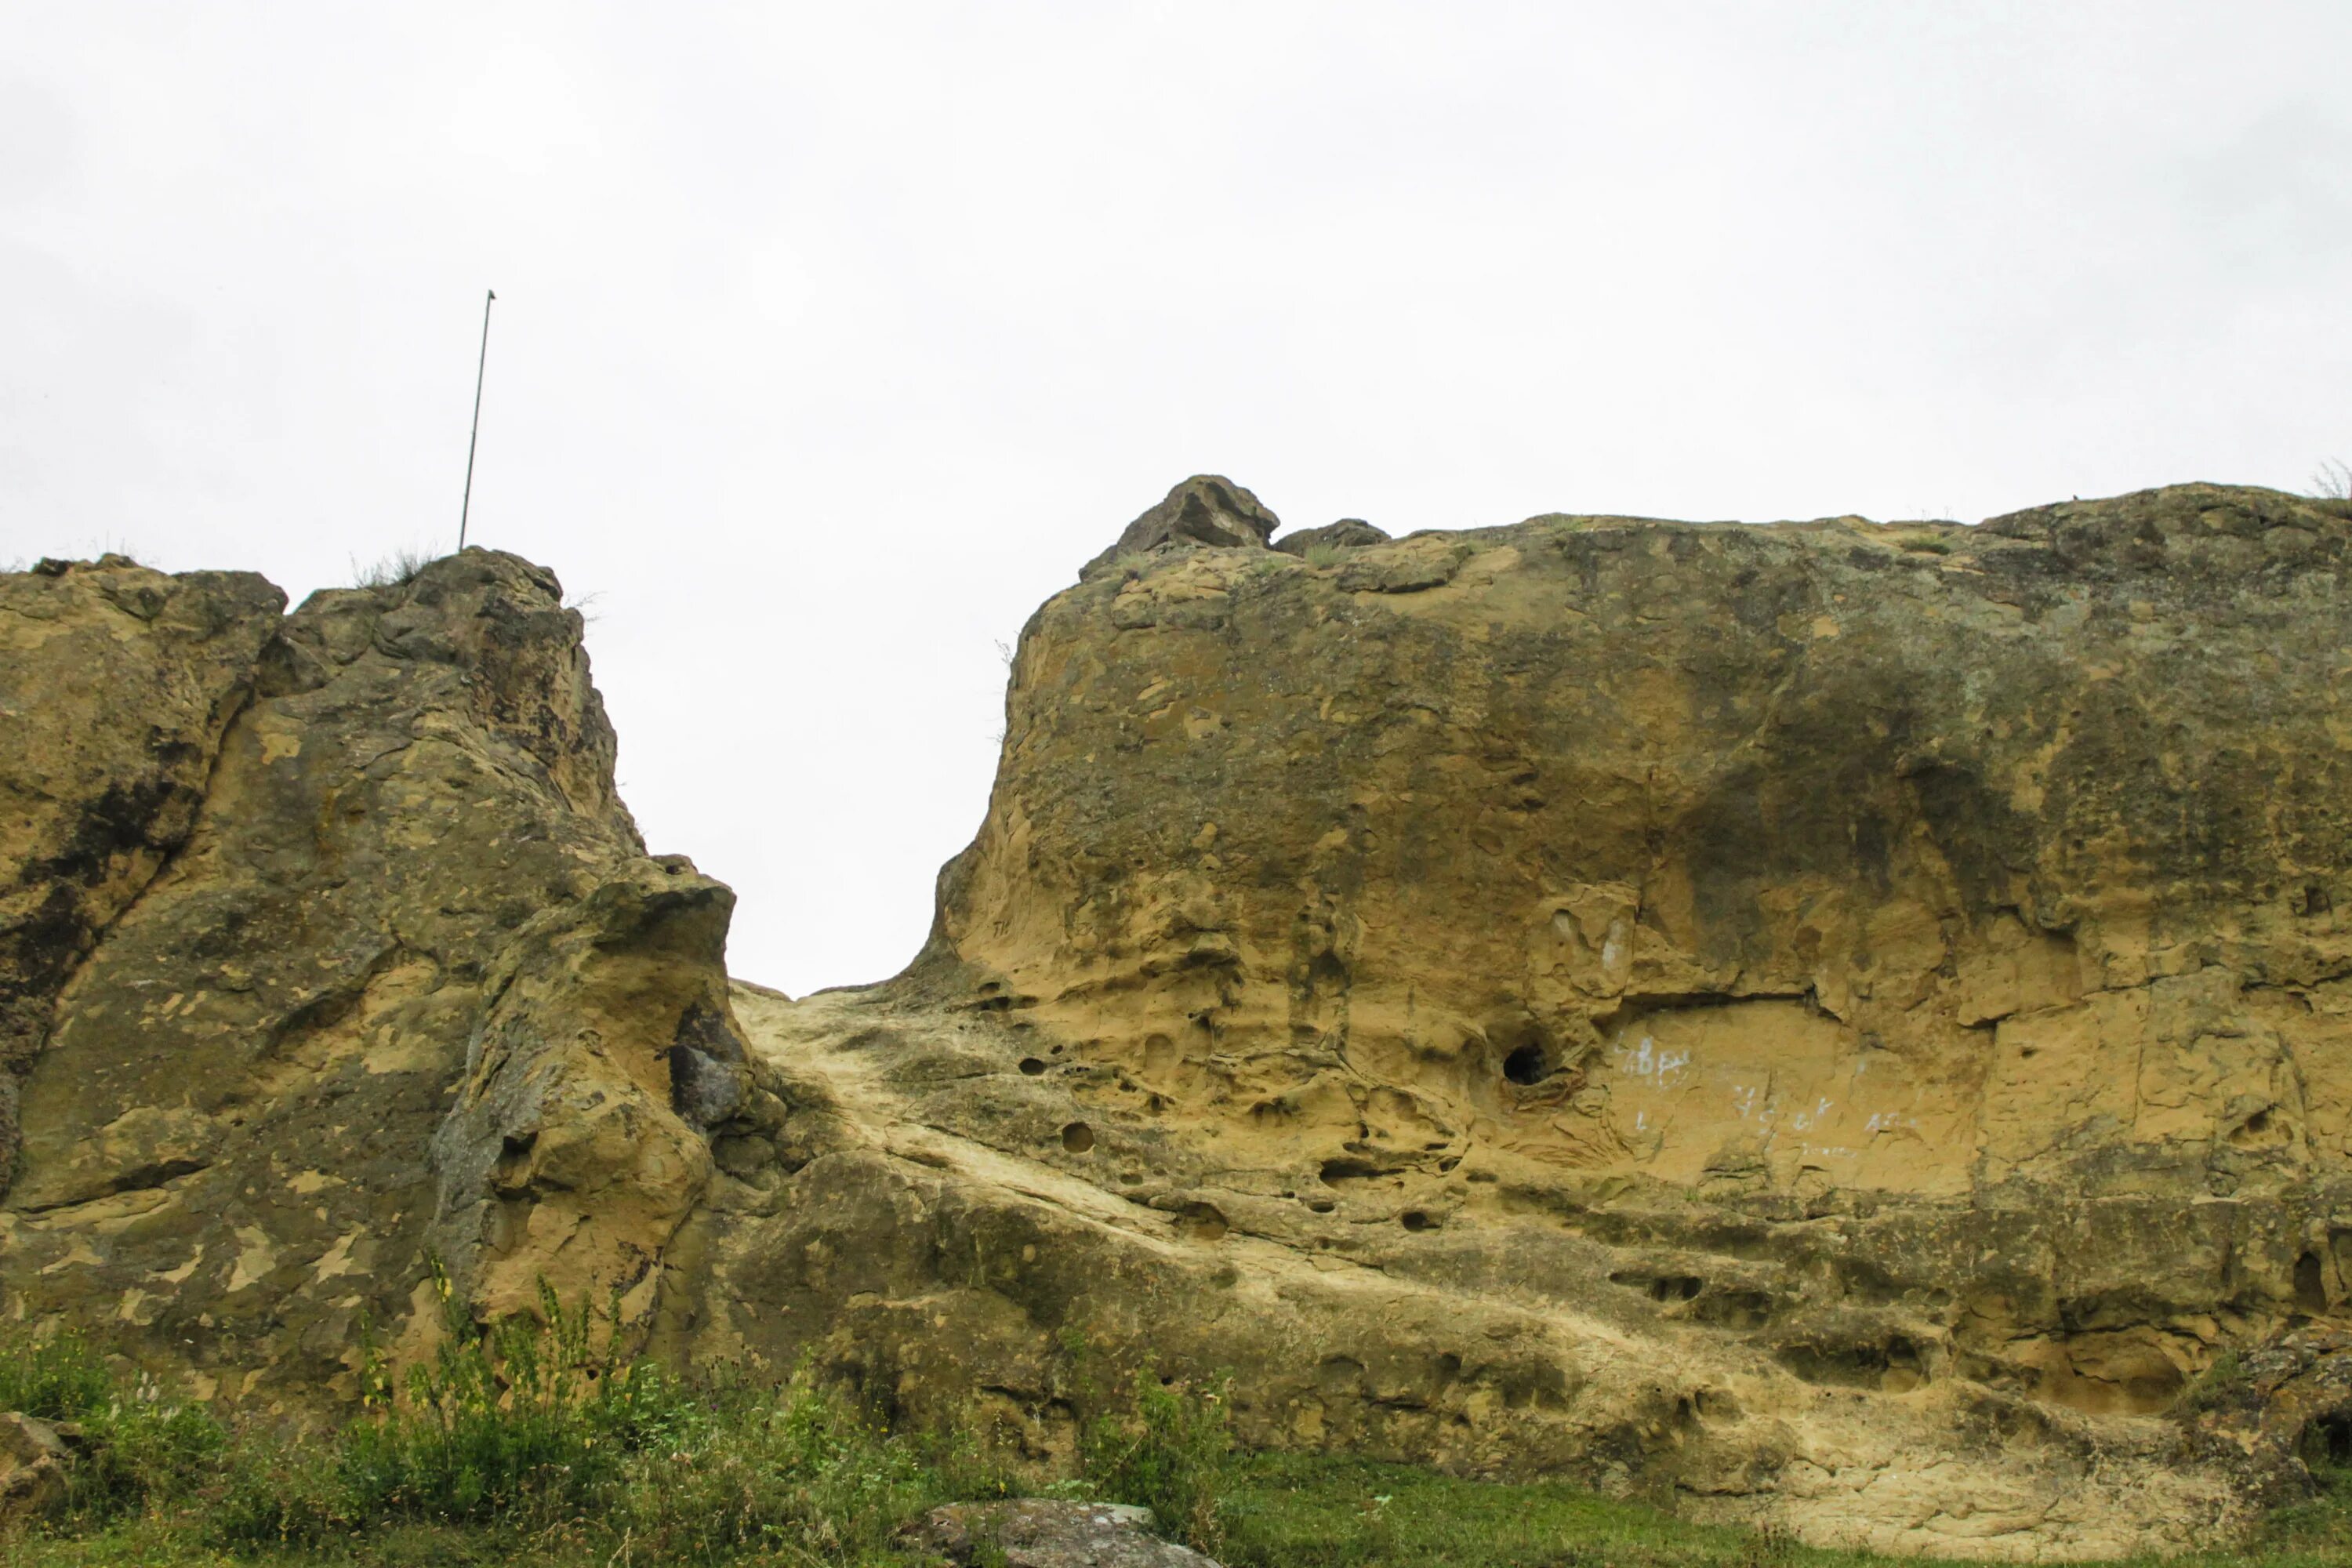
left=9, top=1452, right=2350, bottom=1568
left=5, top=1310, right=2345, bottom=1567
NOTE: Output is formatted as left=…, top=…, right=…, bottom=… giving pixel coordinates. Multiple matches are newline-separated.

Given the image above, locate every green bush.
left=216, top=1274, right=681, bottom=1540
left=67, top=1391, right=225, bottom=1523
left=608, top=1371, right=946, bottom=1561
left=0, top=1329, right=114, bottom=1421
left=1080, top=1370, right=1235, bottom=1552
left=2178, top=1348, right=2248, bottom=1414
left=0, top=1327, right=226, bottom=1523
left=209, top=1272, right=979, bottom=1560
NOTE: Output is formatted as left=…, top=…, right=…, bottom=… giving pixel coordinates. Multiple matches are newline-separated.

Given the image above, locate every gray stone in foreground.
left=909, top=1499, right=1223, bottom=1567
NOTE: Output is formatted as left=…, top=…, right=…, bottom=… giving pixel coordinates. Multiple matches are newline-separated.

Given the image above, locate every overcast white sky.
left=5, top=2, right=2350, bottom=993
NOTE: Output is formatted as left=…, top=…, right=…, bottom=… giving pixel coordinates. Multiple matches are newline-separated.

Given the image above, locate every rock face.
left=0, top=556, right=284, bottom=1193
left=664, top=482, right=2352, bottom=1560
left=11, top=485, right=2352, bottom=1559
left=0, top=550, right=776, bottom=1406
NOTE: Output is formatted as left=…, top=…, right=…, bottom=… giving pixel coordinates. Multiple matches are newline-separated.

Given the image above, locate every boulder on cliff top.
left=1080, top=476, right=1279, bottom=580
left=1272, top=517, right=1390, bottom=555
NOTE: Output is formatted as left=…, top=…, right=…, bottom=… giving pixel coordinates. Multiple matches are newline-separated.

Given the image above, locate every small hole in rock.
left=1061, top=1122, right=1094, bottom=1154
left=1502, top=1044, right=1550, bottom=1085
left=1401, top=1210, right=1433, bottom=1232
left=1018, top=1058, right=1047, bottom=1076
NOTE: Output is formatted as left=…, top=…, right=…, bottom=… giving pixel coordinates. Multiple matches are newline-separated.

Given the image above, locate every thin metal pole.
left=459, top=289, right=496, bottom=550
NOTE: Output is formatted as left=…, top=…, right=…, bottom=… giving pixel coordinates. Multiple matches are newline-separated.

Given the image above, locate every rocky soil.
left=9, top=479, right=2352, bottom=1559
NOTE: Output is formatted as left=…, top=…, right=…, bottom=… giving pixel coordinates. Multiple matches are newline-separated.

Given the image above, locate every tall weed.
left=212, top=1269, right=974, bottom=1559
left=0, top=1329, right=114, bottom=1421
left=1078, top=1368, right=1235, bottom=1551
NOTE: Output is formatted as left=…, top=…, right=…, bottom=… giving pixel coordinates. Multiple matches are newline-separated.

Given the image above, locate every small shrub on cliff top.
left=349, top=547, right=436, bottom=590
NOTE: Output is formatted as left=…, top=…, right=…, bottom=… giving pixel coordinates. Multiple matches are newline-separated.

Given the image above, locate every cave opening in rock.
left=1502, top=1043, right=1551, bottom=1085
left=2300, top=1410, right=2352, bottom=1465
left=2296, top=1250, right=2328, bottom=1312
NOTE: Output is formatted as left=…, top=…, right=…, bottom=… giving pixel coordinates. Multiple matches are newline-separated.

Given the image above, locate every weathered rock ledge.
left=9, top=480, right=2352, bottom=1559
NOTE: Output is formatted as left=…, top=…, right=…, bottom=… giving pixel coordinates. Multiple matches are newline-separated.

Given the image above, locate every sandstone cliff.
left=7, top=482, right=2352, bottom=1560
left=0, top=551, right=777, bottom=1404
left=669, top=480, right=2352, bottom=1559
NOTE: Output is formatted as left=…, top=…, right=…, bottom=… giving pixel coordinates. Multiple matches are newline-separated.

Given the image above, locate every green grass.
left=1216, top=1452, right=2352, bottom=1568
left=11, top=1454, right=2352, bottom=1567
left=3, top=1306, right=2350, bottom=1568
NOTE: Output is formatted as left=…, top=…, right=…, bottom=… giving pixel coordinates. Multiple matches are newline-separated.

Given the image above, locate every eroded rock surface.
left=0, top=555, right=283, bottom=1189
left=665, top=482, right=2352, bottom=1560
left=12, top=486, right=2352, bottom=1559
left=0, top=550, right=774, bottom=1406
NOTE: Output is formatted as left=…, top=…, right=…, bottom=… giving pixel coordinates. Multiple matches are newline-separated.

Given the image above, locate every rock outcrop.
left=1080, top=477, right=1280, bottom=583
left=0, top=550, right=775, bottom=1406
left=1272, top=517, right=1390, bottom=556
left=9, top=483, right=2352, bottom=1559
left=666, top=482, right=2352, bottom=1559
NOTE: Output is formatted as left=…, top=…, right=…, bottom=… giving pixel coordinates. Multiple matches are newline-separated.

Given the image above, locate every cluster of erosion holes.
left=1607, top=1271, right=1777, bottom=1332
left=1316, top=1348, right=1572, bottom=1417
